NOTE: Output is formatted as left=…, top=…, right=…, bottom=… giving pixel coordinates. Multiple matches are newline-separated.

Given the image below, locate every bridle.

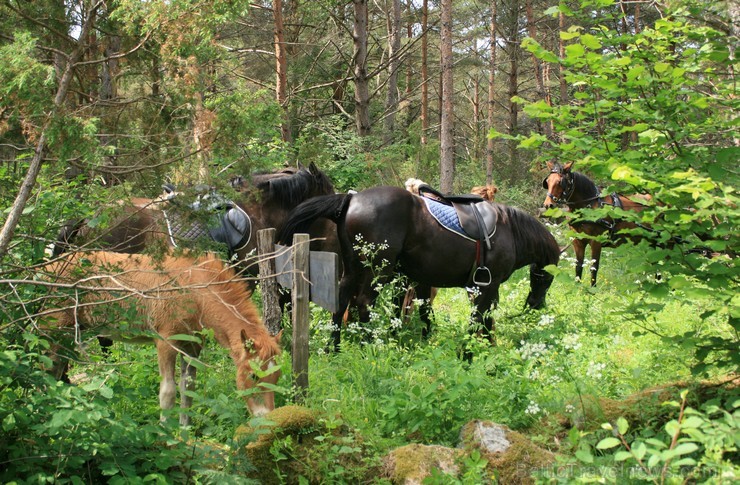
left=543, top=170, right=575, bottom=205
left=543, top=169, right=605, bottom=207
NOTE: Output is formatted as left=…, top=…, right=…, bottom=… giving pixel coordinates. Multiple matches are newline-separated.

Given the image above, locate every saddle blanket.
left=422, top=197, right=470, bottom=240
left=162, top=194, right=251, bottom=255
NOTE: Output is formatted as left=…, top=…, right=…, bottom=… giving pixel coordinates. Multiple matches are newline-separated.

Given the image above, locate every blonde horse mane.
left=43, top=250, right=281, bottom=423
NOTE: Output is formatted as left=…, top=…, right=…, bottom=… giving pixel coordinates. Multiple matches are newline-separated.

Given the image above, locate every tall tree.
left=504, top=0, right=521, bottom=178
left=526, top=0, right=551, bottom=139
left=485, top=0, right=499, bottom=185
left=0, top=1, right=102, bottom=260
left=274, top=0, right=291, bottom=143
left=439, top=0, right=455, bottom=192
left=353, top=0, right=371, bottom=137
left=420, top=0, right=430, bottom=146
left=383, top=0, right=402, bottom=144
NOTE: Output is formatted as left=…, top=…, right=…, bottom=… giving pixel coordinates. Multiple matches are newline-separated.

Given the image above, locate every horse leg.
left=178, top=343, right=201, bottom=427
left=97, top=336, right=113, bottom=356
left=414, top=284, right=435, bottom=339
left=473, top=286, right=499, bottom=344
left=156, top=340, right=178, bottom=423
left=330, top=273, right=358, bottom=352
left=572, top=238, right=587, bottom=282
left=590, top=242, right=602, bottom=286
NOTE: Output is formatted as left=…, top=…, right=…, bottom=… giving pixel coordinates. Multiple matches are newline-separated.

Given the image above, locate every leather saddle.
left=417, top=185, right=498, bottom=243
left=417, top=184, right=498, bottom=286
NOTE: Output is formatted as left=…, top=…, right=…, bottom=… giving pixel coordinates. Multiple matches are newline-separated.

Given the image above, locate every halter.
left=543, top=169, right=575, bottom=205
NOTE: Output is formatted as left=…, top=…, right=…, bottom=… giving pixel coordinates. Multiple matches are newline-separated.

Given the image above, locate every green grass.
left=2, top=242, right=735, bottom=483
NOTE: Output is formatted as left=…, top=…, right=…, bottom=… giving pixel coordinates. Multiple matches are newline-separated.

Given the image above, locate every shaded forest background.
left=0, top=0, right=738, bottom=482
left=1, top=0, right=737, bottom=374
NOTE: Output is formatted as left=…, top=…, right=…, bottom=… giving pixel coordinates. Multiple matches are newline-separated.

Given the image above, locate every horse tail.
left=278, top=193, right=351, bottom=244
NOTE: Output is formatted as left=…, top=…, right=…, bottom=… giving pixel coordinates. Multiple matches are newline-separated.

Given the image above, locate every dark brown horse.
left=53, top=162, right=338, bottom=271
left=542, top=161, right=658, bottom=286
left=279, top=186, right=561, bottom=351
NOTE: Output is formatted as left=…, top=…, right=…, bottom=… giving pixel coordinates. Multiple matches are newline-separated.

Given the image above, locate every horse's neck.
left=196, top=285, right=275, bottom=358
left=569, top=173, right=601, bottom=208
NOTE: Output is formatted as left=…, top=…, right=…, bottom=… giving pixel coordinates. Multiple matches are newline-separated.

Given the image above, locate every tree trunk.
left=99, top=31, right=121, bottom=185
left=507, top=0, right=520, bottom=175
left=383, top=0, right=401, bottom=144
left=420, top=0, right=429, bottom=146
left=404, top=2, right=414, bottom=132
left=439, top=0, right=455, bottom=192
left=274, top=0, right=291, bottom=143
left=353, top=0, right=371, bottom=137
left=558, top=11, right=568, bottom=108
left=485, top=0, right=498, bottom=185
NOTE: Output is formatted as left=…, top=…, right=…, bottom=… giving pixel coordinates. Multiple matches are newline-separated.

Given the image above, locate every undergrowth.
left=1, top=245, right=736, bottom=483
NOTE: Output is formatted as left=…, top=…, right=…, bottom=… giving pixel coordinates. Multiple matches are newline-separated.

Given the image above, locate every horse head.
left=542, top=161, right=575, bottom=208
left=237, top=329, right=282, bottom=417
left=525, top=263, right=555, bottom=309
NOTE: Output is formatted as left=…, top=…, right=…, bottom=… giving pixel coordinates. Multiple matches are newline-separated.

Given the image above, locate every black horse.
left=279, top=186, right=561, bottom=351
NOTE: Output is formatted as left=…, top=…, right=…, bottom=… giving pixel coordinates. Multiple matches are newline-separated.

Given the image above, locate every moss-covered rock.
left=233, top=405, right=377, bottom=484
left=382, top=443, right=463, bottom=484
left=459, top=420, right=555, bottom=484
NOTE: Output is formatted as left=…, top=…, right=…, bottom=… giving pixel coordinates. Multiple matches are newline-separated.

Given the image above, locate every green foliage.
left=0, top=333, right=223, bottom=483
left=377, top=346, right=488, bottom=443
left=208, top=89, right=286, bottom=173
left=294, top=116, right=382, bottom=191
left=556, top=390, right=740, bottom=484
left=518, top=0, right=738, bottom=376
left=0, top=32, right=54, bottom=121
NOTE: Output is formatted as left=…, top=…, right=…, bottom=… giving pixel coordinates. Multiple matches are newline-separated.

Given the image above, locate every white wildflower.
left=586, top=361, right=607, bottom=379
left=525, top=401, right=541, bottom=415
left=538, top=314, right=555, bottom=327
left=561, top=333, right=582, bottom=351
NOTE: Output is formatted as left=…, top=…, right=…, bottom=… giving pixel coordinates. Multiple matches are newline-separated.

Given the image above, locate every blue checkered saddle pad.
left=422, top=197, right=470, bottom=239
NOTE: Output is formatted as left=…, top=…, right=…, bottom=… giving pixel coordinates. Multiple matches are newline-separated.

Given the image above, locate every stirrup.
left=473, top=266, right=492, bottom=287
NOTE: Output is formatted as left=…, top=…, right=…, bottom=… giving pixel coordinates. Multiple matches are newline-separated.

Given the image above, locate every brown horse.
left=53, top=162, right=337, bottom=268
left=542, top=161, right=657, bottom=286
left=40, top=251, right=282, bottom=426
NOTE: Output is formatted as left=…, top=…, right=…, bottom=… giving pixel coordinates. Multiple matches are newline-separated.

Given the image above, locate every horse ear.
left=563, top=161, right=574, bottom=172
left=308, top=161, right=318, bottom=174
left=546, top=160, right=555, bottom=170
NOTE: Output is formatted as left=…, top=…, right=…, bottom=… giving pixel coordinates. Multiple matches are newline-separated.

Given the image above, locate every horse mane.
left=254, top=165, right=335, bottom=209
left=571, top=171, right=600, bottom=200
left=493, top=204, right=560, bottom=266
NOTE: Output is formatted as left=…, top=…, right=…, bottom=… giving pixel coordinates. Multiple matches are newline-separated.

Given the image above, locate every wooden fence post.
left=291, top=233, right=310, bottom=403
left=257, top=228, right=282, bottom=336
